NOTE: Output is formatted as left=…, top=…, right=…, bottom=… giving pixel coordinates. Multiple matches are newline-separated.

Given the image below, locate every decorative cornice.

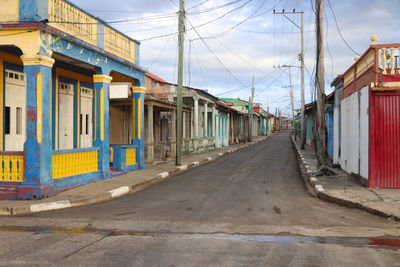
left=20, top=55, right=55, bottom=67
left=132, top=86, right=146, bottom=94
left=93, top=75, right=113, bottom=84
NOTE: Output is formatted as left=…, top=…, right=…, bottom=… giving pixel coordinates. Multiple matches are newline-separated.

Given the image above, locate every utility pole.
left=315, top=0, right=327, bottom=165
left=274, top=64, right=296, bottom=138
left=273, top=9, right=305, bottom=148
left=176, top=0, right=184, bottom=166
left=249, top=76, right=254, bottom=142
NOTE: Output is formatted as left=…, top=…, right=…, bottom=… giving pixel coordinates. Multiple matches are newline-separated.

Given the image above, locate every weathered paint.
left=131, top=88, right=146, bottom=169
left=0, top=0, right=19, bottom=22
left=36, top=72, right=43, bottom=144
left=325, top=107, right=334, bottom=158
left=19, top=0, right=48, bottom=22
left=52, top=148, right=98, bottom=179
left=100, top=87, right=104, bottom=141
left=370, top=91, right=400, bottom=188
left=340, top=86, right=369, bottom=183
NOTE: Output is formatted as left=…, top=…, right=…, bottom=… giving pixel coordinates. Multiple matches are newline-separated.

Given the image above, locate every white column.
left=194, top=98, right=199, bottom=138
left=204, top=101, right=208, bottom=137
left=146, top=104, right=154, bottom=162
left=212, top=105, right=216, bottom=137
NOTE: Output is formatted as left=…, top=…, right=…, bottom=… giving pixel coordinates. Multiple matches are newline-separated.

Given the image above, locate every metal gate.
left=370, top=91, right=400, bottom=188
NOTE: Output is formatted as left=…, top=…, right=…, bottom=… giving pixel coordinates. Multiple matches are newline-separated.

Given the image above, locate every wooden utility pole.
left=176, top=0, right=184, bottom=165
left=273, top=9, right=305, bottom=147
left=315, top=0, right=327, bottom=165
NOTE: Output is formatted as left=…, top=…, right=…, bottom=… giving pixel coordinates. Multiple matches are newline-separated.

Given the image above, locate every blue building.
left=0, top=0, right=146, bottom=199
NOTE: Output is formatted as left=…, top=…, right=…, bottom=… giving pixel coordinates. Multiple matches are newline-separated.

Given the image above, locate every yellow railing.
left=48, top=0, right=98, bottom=46
left=104, top=26, right=135, bottom=63
left=110, top=146, right=113, bottom=163
left=0, top=154, right=23, bottom=182
left=126, top=148, right=136, bottom=165
left=53, top=150, right=98, bottom=179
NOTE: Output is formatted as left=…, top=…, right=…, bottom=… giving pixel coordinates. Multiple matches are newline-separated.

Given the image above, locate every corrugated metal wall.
left=370, top=91, right=400, bottom=188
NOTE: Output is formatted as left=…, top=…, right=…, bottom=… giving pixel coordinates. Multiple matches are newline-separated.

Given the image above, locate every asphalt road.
left=1, top=132, right=399, bottom=266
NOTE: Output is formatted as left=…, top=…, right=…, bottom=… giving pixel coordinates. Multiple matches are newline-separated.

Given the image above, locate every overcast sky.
left=70, top=0, right=400, bottom=116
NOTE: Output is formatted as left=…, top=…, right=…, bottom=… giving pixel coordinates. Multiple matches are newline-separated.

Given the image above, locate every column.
left=184, top=111, right=190, bottom=155
left=131, top=86, right=146, bottom=169
left=212, top=105, right=216, bottom=138
left=170, top=109, right=176, bottom=158
left=19, top=55, right=55, bottom=199
left=93, top=74, right=112, bottom=177
left=203, top=101, right=208, bottom=137
left=203, top=101, right=208, bottom=151
left=193, top=97, right=199, bottom=152
left=146, top=103, right=154, bottom=162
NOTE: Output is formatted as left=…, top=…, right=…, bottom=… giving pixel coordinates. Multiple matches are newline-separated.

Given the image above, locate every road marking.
left=315, top=184, right=325, bottom=192
left=30, top=200, right=71, bottom=213
left=310, top=177, right=318, bottom=182
left=178, top=165, right=188, bottom=171
left=158, top=172, right=169, bottom=178
left=108, top=186, right=130, bottom=198
left=218, top=153, right=223, bottom=156
left=307, top=169, right=313, bottom=174
left=207, top=157, right=213, bottom=161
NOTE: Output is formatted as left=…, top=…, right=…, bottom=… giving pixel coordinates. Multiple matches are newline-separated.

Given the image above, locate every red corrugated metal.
left=370, top=91, right=400, bottom=188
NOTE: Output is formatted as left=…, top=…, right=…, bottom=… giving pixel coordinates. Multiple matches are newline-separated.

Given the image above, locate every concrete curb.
left=2, top=135, right=270, bottom=215
left=290, top=135, right=400, bottom=221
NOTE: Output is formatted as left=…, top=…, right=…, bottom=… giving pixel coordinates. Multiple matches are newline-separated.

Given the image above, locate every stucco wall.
left=340, top=86, right=369, bottom=180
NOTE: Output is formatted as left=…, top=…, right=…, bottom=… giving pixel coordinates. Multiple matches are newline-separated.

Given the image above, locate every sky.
left=69, top=0, right=400, bottom=117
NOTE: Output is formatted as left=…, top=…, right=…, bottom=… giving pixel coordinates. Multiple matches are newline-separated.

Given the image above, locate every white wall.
left=333, top=104, right=340, bottom=164
left=340, top=86, right=369, bottom=180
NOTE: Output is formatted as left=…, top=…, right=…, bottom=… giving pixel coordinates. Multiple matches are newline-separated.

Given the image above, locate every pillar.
left=193, top=97, right=199, bottom=152
left=19, top=55, right=55, bottom=199
left=93, top=74, right=112, bottom=177
left=212, top=105, right=216, bottom=138
left=184, top=111, right=190, bottom=155
left=203, top=101, right=208, bottom=137
left=131, top=86, right=146, bottom=169
left=146, top=103, right=154, bottom=162
left=171, top=109, right=176, bottom=157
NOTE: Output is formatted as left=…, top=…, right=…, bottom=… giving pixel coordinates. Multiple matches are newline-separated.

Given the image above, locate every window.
left=80, top=114, right=83, bottom=135
left=86, top=114, right=89, bottom=135
left=5, top=107, right=10, bottom=134
left=16, top=107, right=22, bottom=134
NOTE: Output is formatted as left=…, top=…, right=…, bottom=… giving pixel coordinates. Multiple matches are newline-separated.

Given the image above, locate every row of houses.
left=302, top=35, right=400, bottom=189
left=0, top=0, right=280, bottom=199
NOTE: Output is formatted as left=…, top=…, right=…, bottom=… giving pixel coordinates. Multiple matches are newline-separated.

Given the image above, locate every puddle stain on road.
left=0, top=226, right=399, bottom=248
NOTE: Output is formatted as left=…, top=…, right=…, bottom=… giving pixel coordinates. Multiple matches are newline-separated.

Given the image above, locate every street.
left=0, top=132, right=399, bottom=266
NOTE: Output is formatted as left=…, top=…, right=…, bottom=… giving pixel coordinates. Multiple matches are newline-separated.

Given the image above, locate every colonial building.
left=0, top=0, right=146, bottom=199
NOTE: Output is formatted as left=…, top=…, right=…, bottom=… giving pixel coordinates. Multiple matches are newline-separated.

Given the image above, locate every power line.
left=188, top=0, right=246, bottom=15
left=327, top=0, right=360, bottom=55
left=185, top=17, right=246, bottom=86
left=147, top=34, right=173, bottom=69
left=187, top=0, right=210, bottom=11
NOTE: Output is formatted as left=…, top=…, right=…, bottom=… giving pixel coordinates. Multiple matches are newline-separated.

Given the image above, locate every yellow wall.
left=0, top=0, right=19, bottom=23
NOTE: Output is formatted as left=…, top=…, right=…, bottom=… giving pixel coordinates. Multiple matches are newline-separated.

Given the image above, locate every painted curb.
left=1, top=135, right=270, bottom=216
left=290, top=134, right=400, bottom=222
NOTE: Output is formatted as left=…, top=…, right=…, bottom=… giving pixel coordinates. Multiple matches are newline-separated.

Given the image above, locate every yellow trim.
left=20, top=55, right=54, bottom=67
left=132, top=86, right=147, bottom=94
left=0, top=30, right=41, bottom=57
left=93, top=74, right=112, bottom=84
left=94, top=88, right=97, bottom=141
left=132, top=97, right=135, bottom=140
left=138, top=97, right=141, bottom=140
left=126, top=148, right=136, bottom=165
left=0, top=155, right=24, bottom=182
left=100, top=88, right=104, bottom=141
left=77, top=80, right=80, bottom=148
left=56, top=68, right=93, bottom=84
left=37, top=72, right=43, bottom=144
left=52, top=150, right=98, bottom=179
left=50, top=70, right=52, bottom=142
left=0, top=58, right=3, bottom=150
left=55, top=74, right=59, bottom=149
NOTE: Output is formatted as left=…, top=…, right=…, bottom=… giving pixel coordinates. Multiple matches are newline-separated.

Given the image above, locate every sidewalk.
left=291, top=135, right=400, bottom=221
left=0, top=136, right=270, bottom=215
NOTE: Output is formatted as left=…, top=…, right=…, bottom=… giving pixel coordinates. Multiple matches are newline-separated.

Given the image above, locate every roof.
left=145, top=73, right=168, bottom=84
